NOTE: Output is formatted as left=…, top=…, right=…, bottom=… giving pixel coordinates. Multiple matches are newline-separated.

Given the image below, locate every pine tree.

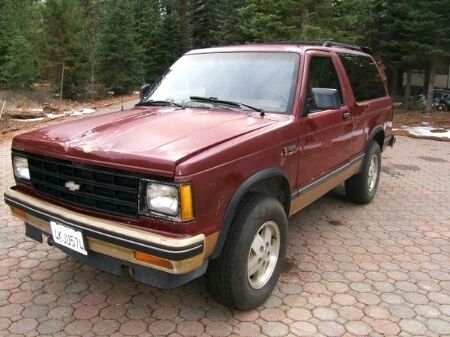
left=190, top=0, right=210, bottom=48
left=209, top=0, right=241, bottom=45
left=41, top=0, right=89, bottom=99
left=0, top=0, right=40, bottom=89
left=1, top=35, right=39, bottom=89
left=371, top=0, right=450, bottom=111
left=316, top=0, right=375, bottom=44
left=134, top=0, right=190, bottom=84
left=135, top=0, right=163, bottom=83
left=96, top=0, right=141, bottom=95
left=235, top=0, right=326, bottom=42
left=80, top=0, right=103, bottom=100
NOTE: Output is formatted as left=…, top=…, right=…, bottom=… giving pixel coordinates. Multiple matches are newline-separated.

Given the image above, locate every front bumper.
left=4, top=188, right=218, bottom=288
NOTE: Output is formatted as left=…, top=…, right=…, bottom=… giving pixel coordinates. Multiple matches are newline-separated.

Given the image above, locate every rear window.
left=338, top=53, right=387, bottom=102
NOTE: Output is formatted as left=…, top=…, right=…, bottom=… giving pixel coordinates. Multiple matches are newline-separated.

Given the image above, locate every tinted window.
left=339, top=53, right=386, bottom=102
left=305, top=56, right=343, bottom=112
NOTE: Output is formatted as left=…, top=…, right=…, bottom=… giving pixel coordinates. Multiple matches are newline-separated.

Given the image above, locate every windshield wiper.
left=189, top=96, right=265, bottom=115
left=136, top=100, right=184, bottom=108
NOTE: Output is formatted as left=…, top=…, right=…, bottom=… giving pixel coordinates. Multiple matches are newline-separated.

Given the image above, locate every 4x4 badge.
left=65, top=181, right=80, bottom=191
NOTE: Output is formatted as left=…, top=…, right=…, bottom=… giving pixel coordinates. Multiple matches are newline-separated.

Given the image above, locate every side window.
left=339, top=53, right=387, bottom=102
left=305, top=56, right=343, bottom=113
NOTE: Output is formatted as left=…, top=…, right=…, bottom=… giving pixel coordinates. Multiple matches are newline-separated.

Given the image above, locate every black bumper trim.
left=24, top=224, right=207, bottom=289
left=5, top=193, right=203, bottom=261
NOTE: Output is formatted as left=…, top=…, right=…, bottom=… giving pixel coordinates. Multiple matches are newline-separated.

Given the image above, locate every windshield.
left=144, top=52, right=300, bottom=114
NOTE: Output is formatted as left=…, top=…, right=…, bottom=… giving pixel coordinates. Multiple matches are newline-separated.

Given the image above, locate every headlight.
left=13, top=156, right=30, bottom=180
left=141, top=181, right=194, bottom=221
left=146, top=183, right=179, bottom=216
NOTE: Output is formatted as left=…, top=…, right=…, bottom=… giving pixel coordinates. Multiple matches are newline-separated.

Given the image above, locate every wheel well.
left=211, top=170, right=291, bottom=259
left=372, top=130, right=385, bottom=151
left=247, top=176, right=291, bottom=215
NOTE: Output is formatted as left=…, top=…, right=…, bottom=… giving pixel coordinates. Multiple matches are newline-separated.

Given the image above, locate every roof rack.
left=244, top=40, right=373, bottom=55
left=322, top=41, right=373, bottom=55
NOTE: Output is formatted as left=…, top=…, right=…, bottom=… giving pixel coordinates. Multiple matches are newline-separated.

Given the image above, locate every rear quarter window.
left=338, top=53, right=387, bottom=102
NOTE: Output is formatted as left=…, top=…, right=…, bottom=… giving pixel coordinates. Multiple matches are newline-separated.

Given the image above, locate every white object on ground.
left=45, top=113, right=66, bottom=119
left=403, top=126, right=450, bottom=140
left=0, top=100, right=6, bottom=118
left=69, top=108, right=96, bottom=116
left=79, top=108, right=95, bottom=114
left=12, top=117, right=45, bottom=122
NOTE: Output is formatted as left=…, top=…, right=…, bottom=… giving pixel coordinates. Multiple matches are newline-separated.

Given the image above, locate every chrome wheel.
left=247, top=221, right=280, bottom=289
left=367, top=154, right=379, bottom=192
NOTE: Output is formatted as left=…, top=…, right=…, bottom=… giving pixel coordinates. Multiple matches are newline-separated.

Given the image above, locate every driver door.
left=297, top=51, right=354, bottom=187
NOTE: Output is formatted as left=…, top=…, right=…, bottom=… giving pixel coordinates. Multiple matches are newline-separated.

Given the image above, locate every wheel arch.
left=368, top=126, right=385, bottom=152
left=210, top=167, right=291, bottom=259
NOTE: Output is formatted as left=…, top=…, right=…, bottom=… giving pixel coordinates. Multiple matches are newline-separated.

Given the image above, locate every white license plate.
left=50, top=221, right=88, bottom=255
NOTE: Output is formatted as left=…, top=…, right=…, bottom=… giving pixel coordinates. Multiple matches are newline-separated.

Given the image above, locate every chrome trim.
left=291, top=153, right=365, bottom=199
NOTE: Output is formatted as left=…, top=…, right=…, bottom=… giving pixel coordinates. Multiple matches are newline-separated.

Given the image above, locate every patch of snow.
left=68, top=108, right=96, bottom=116
left=80, top=108, right=95, bottom=114
left=12, top=117, right=45, bottom=122
left=403, top=126, right=450, bottom=140
left=31, top=108, right=44, bottom=112
left=45, top=113, right=66, bottom=119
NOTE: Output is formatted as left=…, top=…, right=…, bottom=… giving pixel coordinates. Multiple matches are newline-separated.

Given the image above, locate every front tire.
left=206, top=193, right=287, bottom=310
left=345, top=141, right=381, bottom=204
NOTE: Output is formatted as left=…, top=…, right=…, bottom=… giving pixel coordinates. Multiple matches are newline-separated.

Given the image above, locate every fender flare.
left=210, top=167, right=291, bottom=259
left=367, top=126, right=385, bottom=150
left=359, top=126, right=385, bottom=173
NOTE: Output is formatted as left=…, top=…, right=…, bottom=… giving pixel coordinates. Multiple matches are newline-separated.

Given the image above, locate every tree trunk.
left=404, top=69, right=411, bottom=111
left=391, top=66, right=398, bottom=98
left=423, top=66, right=430, bottom=95
left=300, top=8, right=309, bottom=39
left=425, top=60, right=436, bottom=113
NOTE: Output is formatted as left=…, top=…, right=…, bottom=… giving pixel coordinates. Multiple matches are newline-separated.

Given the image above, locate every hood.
left=13, top=106, right=277, bottom=176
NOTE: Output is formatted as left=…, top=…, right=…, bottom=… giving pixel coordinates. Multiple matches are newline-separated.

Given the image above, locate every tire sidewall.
left=363, top=142, right=381, bottom=200
left=232, top=196, right=287, bottom=308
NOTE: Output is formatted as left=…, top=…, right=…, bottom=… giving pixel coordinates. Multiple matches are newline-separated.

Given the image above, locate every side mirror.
left=311, top=88, right=342, bottom=110
left=139, top=84, right=151, bottom=101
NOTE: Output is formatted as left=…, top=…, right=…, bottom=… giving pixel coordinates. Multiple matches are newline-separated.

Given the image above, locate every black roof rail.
left=227, top=40, right=374, bottom=55
left=247, top=40, right=324, bottom=46
left=322, top=41, right=373, bottom=55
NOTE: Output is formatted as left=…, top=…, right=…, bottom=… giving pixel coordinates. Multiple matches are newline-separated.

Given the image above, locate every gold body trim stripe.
left=289, top=155, right=364, bottom=215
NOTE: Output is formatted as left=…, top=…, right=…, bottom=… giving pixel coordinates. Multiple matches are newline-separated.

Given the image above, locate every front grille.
left=23, top=152, right=140, bottom=218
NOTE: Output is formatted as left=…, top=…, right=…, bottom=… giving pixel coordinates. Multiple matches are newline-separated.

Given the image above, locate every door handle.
left=342, top=112, right=352, bottom=120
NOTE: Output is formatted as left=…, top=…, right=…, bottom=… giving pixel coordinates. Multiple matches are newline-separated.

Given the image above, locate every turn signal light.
left=133, top=252, right=173, bottom=269
left=11, top=207, right=29, bottom=221
left=180, top=184, right=194, bottom=221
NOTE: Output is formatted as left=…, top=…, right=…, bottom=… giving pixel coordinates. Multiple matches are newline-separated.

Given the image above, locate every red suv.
left=5, top=41, right=394, bottom=310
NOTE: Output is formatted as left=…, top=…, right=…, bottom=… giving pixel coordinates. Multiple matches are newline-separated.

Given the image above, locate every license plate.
left=50, top=221, right=88, bottom=255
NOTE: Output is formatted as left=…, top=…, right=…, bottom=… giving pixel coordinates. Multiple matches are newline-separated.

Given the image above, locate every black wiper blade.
left=136, top=100, right=184, bottom=108
left=189, top=96, right=264, bottom=114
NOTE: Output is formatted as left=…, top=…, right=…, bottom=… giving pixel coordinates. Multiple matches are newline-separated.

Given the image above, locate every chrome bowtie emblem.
left=65, top=181, right=80, bottom=191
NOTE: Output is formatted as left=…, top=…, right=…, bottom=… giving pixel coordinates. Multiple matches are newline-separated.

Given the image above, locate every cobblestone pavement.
left=0, top=132, right=449, bottom=337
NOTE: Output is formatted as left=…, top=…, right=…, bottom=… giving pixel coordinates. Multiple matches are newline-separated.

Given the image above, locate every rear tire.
left=206, top=193, right=287, bottom=310
left=345, top=142, right=381, bottom=204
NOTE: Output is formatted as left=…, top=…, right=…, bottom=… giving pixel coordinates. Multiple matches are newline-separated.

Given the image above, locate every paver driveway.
left=0, top=130, right=449, bottom=337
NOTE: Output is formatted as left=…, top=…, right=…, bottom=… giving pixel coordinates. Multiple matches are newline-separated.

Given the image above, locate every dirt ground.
left=0, top=94, right=138, bottom=136
left=394, top=109, right=450, bottom=129
left=393, top=109, right=450, bottom=142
